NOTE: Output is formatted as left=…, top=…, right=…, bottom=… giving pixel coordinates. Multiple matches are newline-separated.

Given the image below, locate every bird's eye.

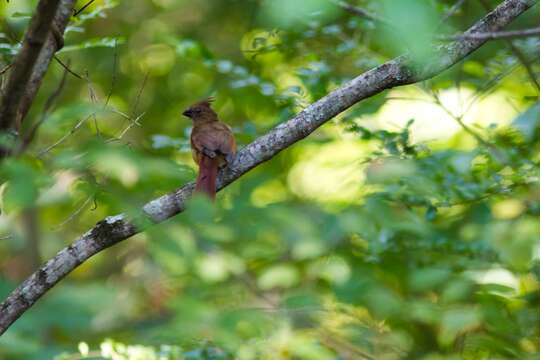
left=194, top=108, right=202, bottom=114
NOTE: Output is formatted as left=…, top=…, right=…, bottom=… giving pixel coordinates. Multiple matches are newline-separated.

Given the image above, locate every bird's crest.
left=196, top=97, right=215, bottom=108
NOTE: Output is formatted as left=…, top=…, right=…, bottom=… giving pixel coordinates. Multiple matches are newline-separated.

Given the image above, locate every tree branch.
left=0, top=0, right=76, bottom=151
left=440, top=27, right=540, bottom=40
left=0, top=0, right=537, bottom=336
left=16, top=59, right=70, bottom=155
left=331, top=0, right=390, bottom=26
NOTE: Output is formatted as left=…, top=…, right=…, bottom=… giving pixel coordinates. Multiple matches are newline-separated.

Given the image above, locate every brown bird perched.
left=183, top=98, right=236, bottom=200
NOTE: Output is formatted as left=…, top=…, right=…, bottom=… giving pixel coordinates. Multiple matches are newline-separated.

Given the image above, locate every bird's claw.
left=202, top=148, right=216, bottom=158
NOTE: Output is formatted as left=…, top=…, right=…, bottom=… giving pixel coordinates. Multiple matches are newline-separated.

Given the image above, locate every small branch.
left=37, top=108, right=142, bottom=157
left=73, top=0, right=95, bottom=17
left=427, top=88, right=511, bottom=165
left=16, top=60, right=70, bottom=155
left=54, top=56, right=84, bottom=79
left=104, top=71, right=149, bottom=144
left=131, top=71, right=149, bottom=118
left=105, top=112, right=144, bottom=143
left=508, top=42, right=540, bottom=92
left=430, top=90, right=489, bottom=145
left=331, top=0, right=390, bottom=26
left=440, top=27, right=540, bottom=40
left=47, top=42, right=122, bottom=149
left=0, top=63, right=12, bottom=76
left=0, top=0, right=537, bottom=336
left=36, top=114, right=92, bottom=157
left=477, top=0, right=540, bottom=93
left=52, top=195, right=95, bottom=231
left=103, top=39, right=118, bottom=108
left=439, top=0, right=467, bottom=24
left=85, top=71, right=101, bottom=137
left=104, top=70, right=148, bottom=144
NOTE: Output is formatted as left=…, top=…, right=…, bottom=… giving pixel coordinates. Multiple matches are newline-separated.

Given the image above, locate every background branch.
left=0, top=0, right=536, bottom=336
left=331, top=0, right=389, bottom=25
left=0, top=0, right=62, bottom=131
left=0, top=0, right=76, bottom=153
left=441, top=27, right=540, bottom=40
left=476, top=0, right=540, bottom=92
left=15, top=59, right=70, bottom=155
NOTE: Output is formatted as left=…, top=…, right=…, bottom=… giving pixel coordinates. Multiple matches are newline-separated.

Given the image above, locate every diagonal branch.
left=0, top=0, right=537, bottom=336
left=331, top=0, right=389, bottom=25
left=440, top=27, right=540, bottom=40
left=0, top=0, right=76, bottom=151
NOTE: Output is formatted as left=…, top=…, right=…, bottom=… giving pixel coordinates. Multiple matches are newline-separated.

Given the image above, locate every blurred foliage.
left=0, top=0, right=540, bottom=359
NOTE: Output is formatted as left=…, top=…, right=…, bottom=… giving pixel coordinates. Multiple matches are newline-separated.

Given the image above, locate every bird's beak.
left=182, top=109, right=192, bottom=118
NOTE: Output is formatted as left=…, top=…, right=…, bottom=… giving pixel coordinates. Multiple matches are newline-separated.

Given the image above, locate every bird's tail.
left=195, top=156, right=219, bottom=200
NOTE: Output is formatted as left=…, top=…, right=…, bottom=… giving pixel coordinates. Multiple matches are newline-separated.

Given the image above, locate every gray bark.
left=441, top=27, right=540, bottom=41
left=0, top=0, right=537, bottom=335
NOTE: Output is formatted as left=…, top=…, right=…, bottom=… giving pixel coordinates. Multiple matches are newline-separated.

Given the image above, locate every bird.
left=182, top=98, right=236, bottom=200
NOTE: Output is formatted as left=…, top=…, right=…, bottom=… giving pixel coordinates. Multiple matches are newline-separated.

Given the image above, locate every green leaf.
left=58, top=37, right=124, bottom=54
left=10, top=12, right=32, bottom=19
left=409, top=268, right=451, bottom=292
left=258, top=264, right=300, bottom=289
left=1, top=161, right=40, bottom=210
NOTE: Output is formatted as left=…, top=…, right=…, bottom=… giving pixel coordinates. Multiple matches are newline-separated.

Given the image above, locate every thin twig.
left=439, top=0, right=467, bottom=24
left=85, top=71, right=101, bottom=137
left=334, top=0, right=537, bottom=94
left=52, top=195, right=95, bottom=230
left=440, top=27, right=540, bottom=41
left=462, top=56, right=527, bottom=115
left=104, top=71, right=149, bottom=144
left=104, top=50, right=145, bottom=144
left=104, top=39, right=118, bottom=108
left=54, top=56, right=83, bottom=79
left=36, top=114, right=93, bottom=157
left=131, top=71, right=149, bottom=118
left=476, top=0, right=540, bottom=93
left=37, top=57, right=139, bottom=156
left=73, top=0, right=95, bottom=17
left=0, top=63, right=12, bottom=76
left=16, top=60, right=70, bottom=154
left=105, top=112, right=144, bottom=143
left=318, top=329, right=376, bottom=360
left=430, top=89, right=490, bottom=145
left=331, top=0, right=388, bottom=25
left=110, top=109, right=134, bottom=120
left=428, top=88, right=511, bottom=165
left=506, top=42, right=540, bottom=93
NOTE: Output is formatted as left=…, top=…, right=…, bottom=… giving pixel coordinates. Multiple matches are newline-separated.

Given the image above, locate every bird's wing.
left=191, top=122, right=236, bottom=167
left=211, top=122, right=236, bottom=156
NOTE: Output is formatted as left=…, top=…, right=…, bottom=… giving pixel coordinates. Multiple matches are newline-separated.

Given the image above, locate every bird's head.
left=182, top=97, right=217, bottom=123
